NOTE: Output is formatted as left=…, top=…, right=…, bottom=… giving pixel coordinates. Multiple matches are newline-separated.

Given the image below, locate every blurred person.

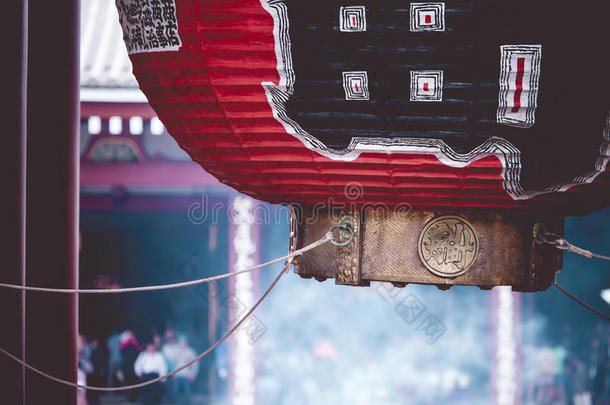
left=604, top=335, right=610, bottom=403
left=77, top=335, right=92, bottom=405
left=555, top=342, right=570, bottom=384
left=566, top=356, right=577, bottom=405
left=106, top=331, right=122, bottom=387
left=162, top=328, right=180, bottom=367
left=593, top=331, right=609, bottom=404
left=551, top=344, right=569, bottom=403
left=153, top=333, right=162, bottom=351
left=162, top=328, right=180, bottom=400
left=120, top=330, right=141, bottom=403
left=589, top=338, right=609, bottom=404
left=172, top=337, right=199, bottom=405
left=78, top=334, right=93, bottom=376
left=134, top=342, right=167, bottom=405
left=602, top=355, right=610, bottom=403
left=573, top=357, right=593, bottom=405
left=87, top=339, right=104, bottom=404
left=77, top=367, right=88, bottom=405
left=534, top=347, right=560, bottom=405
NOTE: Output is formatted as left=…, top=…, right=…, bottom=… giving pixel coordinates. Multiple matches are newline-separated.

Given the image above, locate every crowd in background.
left=74, top=320, right=609, bottom=405
left=77, top=327, right=199, bottom=405
left=523, top=322, right=610, bottom=405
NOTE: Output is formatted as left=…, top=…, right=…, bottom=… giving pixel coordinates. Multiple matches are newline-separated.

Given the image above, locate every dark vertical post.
left=25, top=0, right=80, bottom=403
left=0, top=0, right=28, bottom=403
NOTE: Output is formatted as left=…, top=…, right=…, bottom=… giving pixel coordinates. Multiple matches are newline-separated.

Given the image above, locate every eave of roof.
left=80, top=0, right=145, bottom=103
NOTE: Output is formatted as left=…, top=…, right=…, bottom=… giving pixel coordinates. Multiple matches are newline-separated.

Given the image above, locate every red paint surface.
left=425, top=14, right=432, bottom=24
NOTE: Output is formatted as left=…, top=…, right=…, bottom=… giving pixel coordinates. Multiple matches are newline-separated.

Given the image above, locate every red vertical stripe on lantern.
left=512, top=57, right=525, bottom=113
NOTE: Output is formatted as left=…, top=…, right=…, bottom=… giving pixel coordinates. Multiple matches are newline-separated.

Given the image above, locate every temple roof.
left=80, top=0, right=146, bottom=102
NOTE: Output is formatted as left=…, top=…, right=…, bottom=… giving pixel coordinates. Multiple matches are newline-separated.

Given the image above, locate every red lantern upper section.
left=116, top=0, right=610, bottom=213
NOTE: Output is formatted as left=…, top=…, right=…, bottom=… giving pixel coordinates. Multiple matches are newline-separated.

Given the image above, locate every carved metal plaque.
left=417, top=215, right=479, bottom=278
left=291, top=207, right=564, bottom=292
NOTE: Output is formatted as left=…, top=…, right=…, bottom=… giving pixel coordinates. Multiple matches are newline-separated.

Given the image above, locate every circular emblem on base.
left=418, top=215, right=479, bottom=278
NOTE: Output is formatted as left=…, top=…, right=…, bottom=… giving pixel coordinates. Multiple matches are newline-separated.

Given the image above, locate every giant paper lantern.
left=115, top=0, right=609, bottom=291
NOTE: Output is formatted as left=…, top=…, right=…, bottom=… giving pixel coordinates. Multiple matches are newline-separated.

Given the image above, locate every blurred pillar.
left=491, top=287, right=522, bottom=405
left=228, top=197, right=261, bottom=405
left=24, top=0, right=80, bottom=403
left=0, top=0, right=28, bottom=403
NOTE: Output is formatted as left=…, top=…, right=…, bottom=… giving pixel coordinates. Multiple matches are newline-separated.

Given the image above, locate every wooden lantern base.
left=289, top=207, right=563, bottom=292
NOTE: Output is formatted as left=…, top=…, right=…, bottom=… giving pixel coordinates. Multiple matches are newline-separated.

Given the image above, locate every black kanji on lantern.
left=117, top=0, right=181, bottom=54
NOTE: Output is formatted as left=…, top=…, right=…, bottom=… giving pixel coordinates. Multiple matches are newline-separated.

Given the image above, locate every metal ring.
left=538, top=232, right=563, bottom=246
left=329, top=220, right=356, bottom=247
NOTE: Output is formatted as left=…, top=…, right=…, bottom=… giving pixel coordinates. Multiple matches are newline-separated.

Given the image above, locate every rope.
left=541, top=233, right=610, bottom=261
left=0, top=232, right=332, bottom=294
left=0, top=260, right=293, bottom=391
left=553, top=282, right=610, bottom=322
left=556, top=240, right=610, bottom=261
